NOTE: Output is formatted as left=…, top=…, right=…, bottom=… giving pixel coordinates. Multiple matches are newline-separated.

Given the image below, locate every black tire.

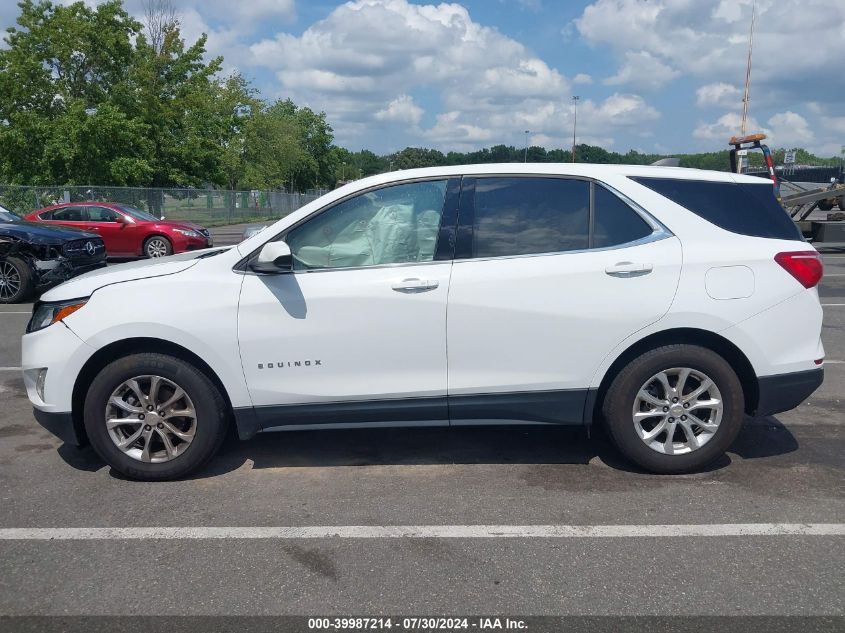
left=83, top=353, right=229, bottom=480
left=818, top=200, right=833, bottom=211
left=602, top=344, right=744, bottom=474
left=144, top=235, right=172, bottom=258
left=837, top=197, right=845, bottom=211
left=0, top=256, right=35, bottom=304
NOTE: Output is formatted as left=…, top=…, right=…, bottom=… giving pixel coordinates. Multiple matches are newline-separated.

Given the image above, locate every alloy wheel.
left=146, top=238, right=169, bottom=257
left=632, top=367, right=723, bottom=455
left=0, top=261, right=21, bottom=301
left=105, top=375, right=197, bottom=463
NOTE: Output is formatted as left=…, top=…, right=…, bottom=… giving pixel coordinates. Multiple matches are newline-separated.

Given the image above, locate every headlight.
left=27, top=298, right=88, bottom=333
left=173, top=228, right=200, bottom=237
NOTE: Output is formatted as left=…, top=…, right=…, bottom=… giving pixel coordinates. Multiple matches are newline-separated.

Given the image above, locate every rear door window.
left=51, top=207, right=86, bottom=222
left=471, top=177, right=589, bottom=257
left=631, top=177, right=802, bottom=240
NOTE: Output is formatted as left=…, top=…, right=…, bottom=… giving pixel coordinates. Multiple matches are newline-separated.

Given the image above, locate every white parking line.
left=0, top=311, right=30, bottom=315
left=0, top=523, right=843, bottom=541
left=0, top=367, right=22, bottom=371
left=822, top=303, right=845, bottom=306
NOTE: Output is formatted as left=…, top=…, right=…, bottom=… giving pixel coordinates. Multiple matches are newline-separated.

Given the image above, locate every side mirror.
left=251, top=241, right=293, bottom=273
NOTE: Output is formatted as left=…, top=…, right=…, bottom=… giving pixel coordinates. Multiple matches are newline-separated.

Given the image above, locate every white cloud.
left=577, top=0, right=845, bottom=152
left=375, top=95, right=424, bottom=126
left=767, top=110, right=814, bottom=147
left=572, top=73, right=593, bottom=85
left=592, top=93, right=660, bottom=124
left=604, top=51, right=679, bottom=90
left=692, top=112, right=768, bottom=141
left=695, top=82, right=742, bottom=108
left=247, top=0, right=662, bottom=150
left=424, top=111, right=495, bottom=146
left=576, top=0, right=845, bottom=101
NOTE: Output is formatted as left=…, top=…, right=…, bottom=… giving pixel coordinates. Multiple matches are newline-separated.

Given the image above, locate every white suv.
left=21, top=164, right=825, bottom=480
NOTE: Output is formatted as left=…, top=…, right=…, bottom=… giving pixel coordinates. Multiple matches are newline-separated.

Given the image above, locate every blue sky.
left=3, top=0, right=844, bottom=156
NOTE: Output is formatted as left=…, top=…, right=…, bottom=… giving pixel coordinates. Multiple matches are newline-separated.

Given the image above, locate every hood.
left=0, top=220, right=98, bottom=243
left=39, top=249, right=211, bottom=301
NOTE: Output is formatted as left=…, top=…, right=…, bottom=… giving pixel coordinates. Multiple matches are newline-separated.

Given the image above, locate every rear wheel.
left=0, top=256, right=35, bottom=304
left=818, top=199, right=833, bottom=211
left=602, top=344, right=745, bottom=473
left=83, top=353, right=228, bottom=480
left=144, top=235, right=172, bottom=258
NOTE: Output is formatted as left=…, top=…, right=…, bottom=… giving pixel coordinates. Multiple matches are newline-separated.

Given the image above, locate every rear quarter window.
left=631, top=177, right=802, bottom=241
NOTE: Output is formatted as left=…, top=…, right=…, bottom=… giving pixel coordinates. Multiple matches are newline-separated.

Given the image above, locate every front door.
left=446, top=176, right=682, bottom=424
left=237, top=178, right=460, bottom=429
left=83, top=205, right=134, bottom=255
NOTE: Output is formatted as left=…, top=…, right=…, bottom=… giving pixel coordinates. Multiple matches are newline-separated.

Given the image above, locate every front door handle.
left=391, top=278, right=439, bottom=292
left=605, top=262, right=653, bottom=277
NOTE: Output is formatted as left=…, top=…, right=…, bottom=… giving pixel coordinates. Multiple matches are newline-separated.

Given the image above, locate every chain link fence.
left=0, top=184, right=325, bottom=226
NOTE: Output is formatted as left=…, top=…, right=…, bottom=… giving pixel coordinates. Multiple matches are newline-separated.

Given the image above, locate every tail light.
left=774, top=251, right=823, bottom=288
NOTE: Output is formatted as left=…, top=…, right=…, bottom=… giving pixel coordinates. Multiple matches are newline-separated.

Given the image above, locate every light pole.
left=524, top=130, right=530, bottom=163
left=571, top=95, right=580, bottom=163
left=342, top=161, right=347, bottom=180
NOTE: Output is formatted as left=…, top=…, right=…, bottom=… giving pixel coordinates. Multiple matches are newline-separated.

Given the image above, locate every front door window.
left=285, top=180, right=448, bottom=270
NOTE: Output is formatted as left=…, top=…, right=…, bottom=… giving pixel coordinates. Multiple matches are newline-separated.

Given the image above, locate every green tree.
left=243, top=105, right=313, bottom=190
left=267, top=99, right=336, bottom=190
left=125, top=11, right=224, bottom=190
left=0, top=0, right=147, bottom=184
left=392, top=147, right=446, bottom=170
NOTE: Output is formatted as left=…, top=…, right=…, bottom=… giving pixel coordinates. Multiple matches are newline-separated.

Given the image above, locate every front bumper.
left=173, top=234, right=213, bottom=253
left=756, top=367, right=824, bottom=417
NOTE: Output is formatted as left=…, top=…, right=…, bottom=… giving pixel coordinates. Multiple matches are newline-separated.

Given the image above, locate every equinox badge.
left=258, top=360, right=322, bottom=369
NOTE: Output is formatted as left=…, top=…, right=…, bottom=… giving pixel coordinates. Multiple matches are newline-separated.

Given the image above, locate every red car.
left=25, top=202, right=212, bottom=258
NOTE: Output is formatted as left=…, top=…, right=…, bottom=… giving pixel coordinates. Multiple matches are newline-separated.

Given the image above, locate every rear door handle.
left=391, top=278, right=439, bottom=292
left=605, top=262, right=653, bottom=277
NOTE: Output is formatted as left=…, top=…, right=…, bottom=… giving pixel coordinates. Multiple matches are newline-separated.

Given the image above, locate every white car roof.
left=341, top=163, right=767, bottom=191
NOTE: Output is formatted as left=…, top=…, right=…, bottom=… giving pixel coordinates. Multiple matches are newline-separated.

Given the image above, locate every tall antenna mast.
left=740, top=1, right=756, bottom=136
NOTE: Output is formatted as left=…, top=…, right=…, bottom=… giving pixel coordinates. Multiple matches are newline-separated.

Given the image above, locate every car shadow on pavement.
left=53, top=416, right=799, bottom=480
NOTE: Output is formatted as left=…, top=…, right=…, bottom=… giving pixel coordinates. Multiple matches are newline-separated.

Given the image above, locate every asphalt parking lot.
left=0, top=250, right=843, bottom=622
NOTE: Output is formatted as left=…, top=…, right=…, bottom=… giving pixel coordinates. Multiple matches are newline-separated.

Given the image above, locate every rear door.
left=446, top=176, right=682, bottom=424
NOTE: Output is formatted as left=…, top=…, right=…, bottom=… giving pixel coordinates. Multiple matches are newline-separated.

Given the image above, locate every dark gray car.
left=0, top=206, right=106, bottom=303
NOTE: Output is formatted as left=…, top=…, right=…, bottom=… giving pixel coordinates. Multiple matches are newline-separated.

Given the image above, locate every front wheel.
left=83, top=353, right=229, bottom=480
left=0, top=256, right=35, bottom=304
left=602, top=344, right=745, bottom=474
left=144, top=235, right=172, bottom=258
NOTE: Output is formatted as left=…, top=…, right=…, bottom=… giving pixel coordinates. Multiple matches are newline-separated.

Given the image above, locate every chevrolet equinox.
left=22, top=164, right=825, bottom=480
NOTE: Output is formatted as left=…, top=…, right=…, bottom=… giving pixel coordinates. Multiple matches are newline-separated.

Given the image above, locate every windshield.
left=0, top=206, right=22, bottom=222
left=116, top=204, right=161, bottom=222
